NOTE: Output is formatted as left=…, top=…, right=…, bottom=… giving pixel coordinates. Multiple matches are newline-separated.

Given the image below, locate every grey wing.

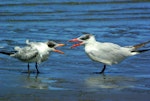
left=87, top=49, right=115, bottom=65
left=11, top=46, right=38, bottom=61
left=87, top=43, right=129, bottom=65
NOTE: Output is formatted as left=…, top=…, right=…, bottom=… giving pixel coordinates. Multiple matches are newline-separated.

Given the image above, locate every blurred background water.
left=0, top=0, right=150, bottom=101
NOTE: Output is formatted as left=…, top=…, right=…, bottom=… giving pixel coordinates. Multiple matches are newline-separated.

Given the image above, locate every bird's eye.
left=48, top=43, right=55, bottom=48
left=80, top=35, right=90, bottom=40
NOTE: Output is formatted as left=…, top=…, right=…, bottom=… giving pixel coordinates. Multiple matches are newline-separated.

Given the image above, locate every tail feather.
left=133, top=40, right=150, bottom=50
left=0, top=51, right=16, bottom=55
left=131, top=49, right=150, bottom=55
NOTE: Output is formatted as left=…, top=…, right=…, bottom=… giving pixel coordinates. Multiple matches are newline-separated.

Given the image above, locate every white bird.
left=69, top=33, right=150, bottom=74
left=0, top=40, right=65, bottom=74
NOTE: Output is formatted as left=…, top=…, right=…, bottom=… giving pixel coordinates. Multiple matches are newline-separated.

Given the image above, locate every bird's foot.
left=37, top=71, right=40, bottom=74
left=93, top=72, right=104, bottom=74
left=21, top=71, right=39, bottom=74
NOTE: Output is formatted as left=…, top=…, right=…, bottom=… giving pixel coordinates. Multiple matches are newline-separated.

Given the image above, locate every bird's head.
left=47, top=41, right=65, bottom=54
left=69, top=33, right=95, bottom=48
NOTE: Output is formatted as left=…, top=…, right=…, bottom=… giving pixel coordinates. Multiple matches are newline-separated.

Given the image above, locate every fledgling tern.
left=0, top=40, right=65, bottom=74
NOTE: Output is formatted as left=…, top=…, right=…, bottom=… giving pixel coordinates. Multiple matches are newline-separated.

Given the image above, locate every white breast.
left=28, top=43, right=50, bottom=63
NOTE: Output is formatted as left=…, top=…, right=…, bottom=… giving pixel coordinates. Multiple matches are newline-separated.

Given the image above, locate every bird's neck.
left=85, top=37, right=97, bottom=45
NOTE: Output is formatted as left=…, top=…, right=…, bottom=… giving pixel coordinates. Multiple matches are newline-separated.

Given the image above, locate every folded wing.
left=11, top=46, right=38, bottom=62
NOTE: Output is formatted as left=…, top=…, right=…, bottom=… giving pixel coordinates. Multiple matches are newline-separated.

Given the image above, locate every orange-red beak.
left=54, top=49, right=64, bottom=54
left=69, top=38, right=83, bottom=48
left=57, top=44, right=65, bottom=47
left=69, top=38, right=79, bottom=42
left=54, top=43, right=65, bottom=54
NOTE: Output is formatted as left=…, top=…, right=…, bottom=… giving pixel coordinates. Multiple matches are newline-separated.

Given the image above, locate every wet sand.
left=0, top=69, right=150, bottom=101
left=1, top=87, right=150, bottom=101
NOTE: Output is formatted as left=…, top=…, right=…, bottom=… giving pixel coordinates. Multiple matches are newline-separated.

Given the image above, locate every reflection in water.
left=24, top=74, right=66, bottom=90
left=24, top=74, right=48, bottom=89
left=85, top=75, right=136, bottom=90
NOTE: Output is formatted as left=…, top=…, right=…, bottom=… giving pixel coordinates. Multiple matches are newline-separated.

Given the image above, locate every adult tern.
left=0, top=40, right=65, bottom=73
left=69, top=33, right=150, bottom=74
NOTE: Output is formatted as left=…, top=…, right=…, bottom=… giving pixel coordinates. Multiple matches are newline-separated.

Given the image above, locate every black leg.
left=100, top=65, right=106, bottom=74
left=94, top=65, right=106, bottom=74
left=35, top=62, right=40, bottom=74
left=28, top=63, right=30, bottom=74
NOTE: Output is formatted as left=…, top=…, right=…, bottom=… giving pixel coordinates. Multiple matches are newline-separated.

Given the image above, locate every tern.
left=0, top=40, right=65, bottom=74
left=69, top=33, right=150, bottom=74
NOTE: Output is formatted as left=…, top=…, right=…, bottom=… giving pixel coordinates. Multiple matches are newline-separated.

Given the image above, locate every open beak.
left=54, top=49, right=64, bottom=54
left=54, top=43, right=65, bottom=54
left=57, top=44, right=65, bottom=47
left=69, top=38, right=79, bottom=42
left=69, top=38, right=83, bottom=48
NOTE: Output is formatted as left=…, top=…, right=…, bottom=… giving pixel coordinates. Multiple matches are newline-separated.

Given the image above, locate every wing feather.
left=86, top=42, right=130, bottom=65
left=11, top=46, right=38, bottom=61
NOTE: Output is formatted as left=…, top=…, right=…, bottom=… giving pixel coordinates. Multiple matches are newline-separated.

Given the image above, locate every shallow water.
left=0, top=0, right=150, bottom=101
